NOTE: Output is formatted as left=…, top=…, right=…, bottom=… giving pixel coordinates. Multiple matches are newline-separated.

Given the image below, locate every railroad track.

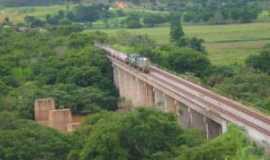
left=149, top=66, right=270, bottom=136
left=151, top=66, right=270, bottom=124
left=97, top=44, right=270, bottom=140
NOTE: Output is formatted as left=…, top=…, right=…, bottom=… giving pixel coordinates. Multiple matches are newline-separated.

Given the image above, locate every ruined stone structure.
left=48, top=109, right=72, bottom=132
left=34, top=98, right=81, bottom=132
left=98, top=45, right=270, bottom=149
left=35, top=98, right=55, bottom=122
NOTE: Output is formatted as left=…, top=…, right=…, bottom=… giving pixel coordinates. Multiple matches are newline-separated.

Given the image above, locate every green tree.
left=0, top=112, right=72, bottom=160
left=246, top=47, right=270, bottom=74
left=176, top=125, right=258, bottom=160
left=125, top=14, right=142, bottom=28
left=216, top=69, right=270, bottom=112
left=24, top=16, right=45, bottom=27
left=170, top=13, right=184, bottom=45
left=76, top=108, right=204, bottom=160
left=155, top=46, right=210, bottom=76
left=70, top=4, right=110, bottom=23
left=143, top=14, right=168, bottom=27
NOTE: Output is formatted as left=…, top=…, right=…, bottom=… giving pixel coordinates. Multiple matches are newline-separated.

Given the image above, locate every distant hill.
left=0, top=0, right=65, bottom=6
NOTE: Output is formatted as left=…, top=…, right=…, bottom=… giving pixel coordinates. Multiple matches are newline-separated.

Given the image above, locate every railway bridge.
left=97, top=45, right=270, bottom=148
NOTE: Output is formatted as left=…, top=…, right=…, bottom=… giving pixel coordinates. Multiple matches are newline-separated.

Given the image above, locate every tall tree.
left=170, top=13, right=184, bottom=46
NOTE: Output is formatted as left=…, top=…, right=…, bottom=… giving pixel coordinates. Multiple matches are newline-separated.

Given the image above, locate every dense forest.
left=0, top=26, right=118, bottom=118
left=0, top=108, right=266, bottom=160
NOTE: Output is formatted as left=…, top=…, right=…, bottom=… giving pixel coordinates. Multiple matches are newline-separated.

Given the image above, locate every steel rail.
left=97, top=44, right=270, bottom=138
left=150, top=66, right=270, bottom=124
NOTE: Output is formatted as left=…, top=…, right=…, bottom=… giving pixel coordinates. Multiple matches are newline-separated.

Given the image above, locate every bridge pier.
left=117, top=68, right=125, bottom=97
left=154, top=89, right=166, bottom=111
left=173, top=101, right=224, bottom=138
left=177, top=103, right=191, bottom=128
left=113, top=65, right=119, bottom=89
left=163, top=96, right=223, bottom=138
left=165, top=96, right=177, bottom=113
left=190, top=109, right=207, bottom=135
left=126, top=72, right=134, bottom=102
left=117, top=69, right=155, bottom=108
left=135, top=78, right=145, bottom=106
left=145, top=84, right=155, bottom=106
left=114, top=66, right=227, bottom=139
left=206, top=118, right=223, bottom=139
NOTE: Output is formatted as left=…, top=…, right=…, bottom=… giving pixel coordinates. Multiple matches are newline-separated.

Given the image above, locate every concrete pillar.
left=48, top=109, right=72, bottom=132
left=165, top=96, right=177, bottom=113
left=130, top=76, right=137, bottom=106
left=135, top=79, right=147, bottom=107
left=190, top=109, right=207, bottom=136
left=145, top=84, right=154, bottom=106
left=177, top=104, right=191, bottom=128
left=117, top=69, right=124, bottom=97
left=206, top=118, right=222, bottom=139
left=34, top=98, right=55, bottom=122
left=135, top=79, right=141, bottom=106
left=125, top=73, right=132, bottom=101
left=116, top=68, right=120, bottom=89
left=121, top=70, right=130, bottom=101
left=154, top=89, right=166, bottom=111
left=221, top=121, right=228, bottom=134
left=142, top=83, right=149, bottom=106
left=113, top=66, right=119, bottom=89
left=122, top=71, right=128, bottom=99
left=140, top=82, right=150, bottom=107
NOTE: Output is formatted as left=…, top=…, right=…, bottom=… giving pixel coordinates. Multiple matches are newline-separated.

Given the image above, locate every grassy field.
left=0, top=5, right=67, bottom=23
left=92, top=22, right=270, bottom=66
left=1, top=5, right=269, bottom=66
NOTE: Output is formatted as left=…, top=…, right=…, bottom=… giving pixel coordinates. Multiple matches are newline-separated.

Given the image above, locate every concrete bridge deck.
left=97, top=45, right=270, bottom=149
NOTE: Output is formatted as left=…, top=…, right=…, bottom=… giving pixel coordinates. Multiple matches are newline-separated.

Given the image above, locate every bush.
left=205, top=66, right=235, bottom=87
left=215, top=69, right=270, bottom=112
left=177, top=125, right=254, bottom=160
left=143, top=13, right=168, bottom=27
left=125, top=15, right=142, bottom=28
left=154, top=46, right=210, bottom=77
left=75, top=108, right=204, bottom=160
left=70, top=4, right=110, bottom=23
left=24, top=16, right=45, bottom=28
left=246, top=48, right=270, bottom=74
left=0, top=112, right=72, bottom=160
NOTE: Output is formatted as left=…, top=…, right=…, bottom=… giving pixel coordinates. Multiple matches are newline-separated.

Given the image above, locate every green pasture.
left=92, top=22, right=270, bottom=65
left=1, top=4, right=269, bottom=66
